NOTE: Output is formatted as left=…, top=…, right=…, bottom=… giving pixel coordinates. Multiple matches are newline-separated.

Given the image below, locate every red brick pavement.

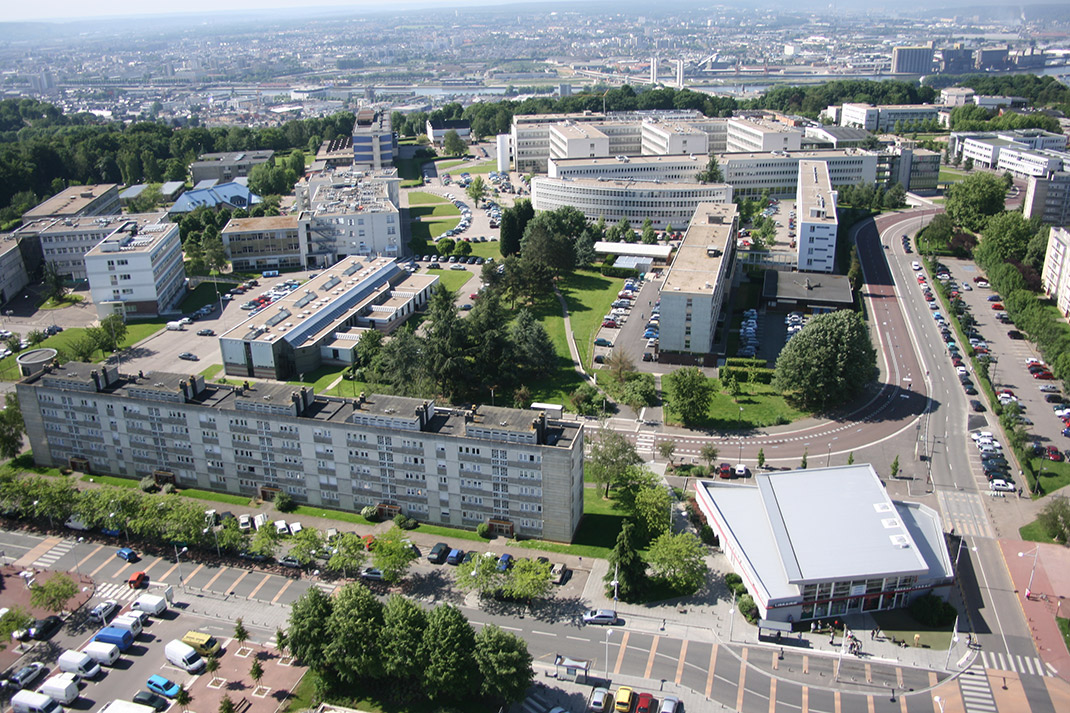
left=998, top=539, right=1070, bottom=681
left=186, top=642, right=306, bottom=713
left=0, top=566, right=95, bottom=673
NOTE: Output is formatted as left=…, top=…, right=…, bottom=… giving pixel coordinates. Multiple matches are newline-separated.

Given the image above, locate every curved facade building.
left=531, top=177, right=732, bottom=230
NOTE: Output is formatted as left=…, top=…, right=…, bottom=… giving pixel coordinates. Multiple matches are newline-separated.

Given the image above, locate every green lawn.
left=520, top=296, right=584, bottom=406
left=426, top=267, right=475, bottom=294
left=871, top=609, right=956, bottom=650
left=290, top=505, right=373, bottom=527
left=414, top=523, right=488, bottom=543
left=0, top=453, right=64, bottom=479
left=409, top=204, right=460, bottom=219
left=938, top=168, right=969, bottom=184
left=0, top=321, right=167, bottom=382
left=559, top=269, right=624, bottom=368
left=1059, top=618, right=1070, bottom=656
left=407, top=192, right=449, bottom=206
left=435, top=159, right=467, bottom=171
left=1029, top=457, right=1070, bottom=497
left=180, top=282, right=238, bottom=312
left=467, top=241, right=501, bottom=259
left=40, top=294, right=84, bottom=310
left=199, top=364, right=224, bottom=380
left=1019, top=518, right=1057, bottom=544
left=287, top=364, right=349, bottom=392
left=663, top=377, right=810, bottom=430
left=80, top=474, right=138, bottom=488
left=409, top=217, right=461, bottom=243
left=466, top=161, right=496, bottom=174
left=180, top=489, right=255, bottom=506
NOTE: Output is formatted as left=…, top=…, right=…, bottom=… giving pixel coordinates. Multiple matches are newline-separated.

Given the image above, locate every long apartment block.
left=17, top=363, right=585, bottom=542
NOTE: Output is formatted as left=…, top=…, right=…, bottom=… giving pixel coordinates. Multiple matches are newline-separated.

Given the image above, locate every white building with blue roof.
left=696, top=464, right=953, bottom=624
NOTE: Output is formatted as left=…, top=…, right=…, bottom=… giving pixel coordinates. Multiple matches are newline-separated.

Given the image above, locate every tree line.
left=285, top=584, right=533, bottom=707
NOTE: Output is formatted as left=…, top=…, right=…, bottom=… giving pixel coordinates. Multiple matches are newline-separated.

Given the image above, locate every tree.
left=772, top=310, right=876, bottom=411
left=326, top=532, right=366, bottom=577
left=890, top=455, right=900, bottom=479
left=520, top=213, right=575, bottom=277
left=203, top=231, right=229, bottom=274
left=647, top=532, right=708, bottom=592
left=847, top=452, right=855, bottom=465
left=945, top=173, right=1007, bottom=232
left=756, top=448, right=765, bottom=470
left=286, top=587, right=333, bottom=666
left=234, top=618, right=249, bottom=651
left=587, top=426, right=641, bottom=498
left=215, top=517, right=248, bottom=554
left=288, top=527, right=324, bottom=566
left=455, top=549, right=504, bottom=597
left=466, top=176, right=486, bottom=206
left=42, top=261, right=67, bottom=303
left=442, top=130, right=466, bottom=156
left=509, top=309, right=555, bottom=377
left=605, top=521, right=645, bottom=602
left=174, top=687, right=191, bottom=713
left=700, top=444, right=719, bottom=471
left=800, top=450, right=808, bottom=469
left=219, top=696, right=235, bottom=713
left=421, top=604, right=479, bottom=701
left=324, top=582, right=386, bottom=685
left=604, top=348, right=636, bottom=384
left=371, top=525, right=418, bottom=583
left=64, top=336, right=97, bottom=362
left=379, top=595, right=429, bottom=687
left=205, top=655, right=220, bottom=681
left=29, top=573, right=78, bottom=612
left=503, top=557, right=554, bottom=602
left=0, top=392, right=25, bottom=459
left=475, top=624, right=534, bottom=704
left=0, top=607, right=33, bottom=651
left=248, top=525, right=279, bottom=559
left=664, top=367, right=712, bottom=426
left=695, top=152, right=723, bottom=183
left=1037, top=496, right=1070, bottom=544
left=657, top=440, right=677, bottom=466
left=249, top=659, right=264, bottom=691
left=976, top=211, right=1038, bottom=266
left=632, top=485, right=671, bottom=546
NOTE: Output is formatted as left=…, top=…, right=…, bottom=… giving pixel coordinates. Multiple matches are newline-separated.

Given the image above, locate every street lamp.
left=934, top=696, right=944, bottom=713
left=727, top=590, right=737, bottom=643
left=737, top=406, right=743, bottom=430
left=174, top=545, right=189, bottom=586
left=604, top=629, right=614, bottom=681
left=204, top=527, right=220, bottom=558
left=1018, top=547, right=1040, bottom=599
left=826, top=442, right=833, bottom=467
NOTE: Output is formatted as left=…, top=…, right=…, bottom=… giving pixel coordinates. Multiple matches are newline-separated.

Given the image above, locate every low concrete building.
left=18, top=212, right=168, bottom=282
left=190, top=150, right=274, bottom=185
left=0, top=235, right=30, bottom=305
left=695, top=465, right=953, bottom=624
left=761, top=271, right=854, bottom=312
left=222, top=216, right=303, bottom=273
left=23, top=185, right=120, bottom=222
left=425, top=119, right=471, bottom=147
left=727, top=117, right=803, bottom=153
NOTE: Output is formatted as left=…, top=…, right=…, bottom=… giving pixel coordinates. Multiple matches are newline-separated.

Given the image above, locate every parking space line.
left=613, top=631, right=629, bottom=675
left=248, top=573, right=272, bottom=599
left=158, top=562, right=180, bottom=581
left=768, top=678, right=777, bottom=713
left=867, top=694, right=875, bottom=713
left=140, top=556, right=165, bottom=575
left=834, top=690, right=841, bottom=713
left=705, top=644, right=718, bottom=698
left=736, top=648, right=747, bottom=711
left=88, top=556, right=113, bottom=578
left=801, top=686, right=808, bottom=713
left=674, top=640, right=687, bottom=684
left=271, top=578, right=295, bottom=604
left=75, top=544, right=104, bottom=572
left=644, top=636, right=659, bottom=678
left=203, top=567, right=228, bottom=591
left=112, top=561, right=132, bottom=579
left=226, top=569, right=250, bottom=594
left=183, top=563, right=204, bottom=585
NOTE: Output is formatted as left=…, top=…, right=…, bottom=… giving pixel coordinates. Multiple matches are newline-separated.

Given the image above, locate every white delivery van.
left=110, top=613, right=142, bottom=637
left=37, top=673, right=79, bottom=705
left=81, top=641, right=120, bottom=667
left=166, top=321, right=184, bottom=331
left=130, top=594, right=167, bottom=616
left=63, top=516, right=90, bottom=531
left=57, top=650, right=100, bottom=679
left=11, top=691, right=62, bottom=713
left=164, top=639, right=205, bottom=674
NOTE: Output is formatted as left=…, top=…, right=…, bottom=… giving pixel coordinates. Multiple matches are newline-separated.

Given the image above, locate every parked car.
left=583, top=609, right=618, bottom=625
left=178, top=352, right=198, bottom=361
left=4, top=663, right=47, bottom=690
left=360, top=567, right=384, bottom=581
left=90, top=600, right=120, bottom=623
left=116, top=547, right=139, bottom=562
left=133, top=692, right=171, bottom=711
left=496, top=553, right=514, bottom=571
left=27, top=616, right=62, bottom=640
left=428, top=542, right=450, bottom=564
left=146, top=675, right=182, bottom=698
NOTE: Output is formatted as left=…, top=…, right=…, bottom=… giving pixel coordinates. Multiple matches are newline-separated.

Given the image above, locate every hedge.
left=724, top=358, right=766, bottom=368
left=722, top=366, right=775, bottom=384
left=600, top=265, right=640, bottom=278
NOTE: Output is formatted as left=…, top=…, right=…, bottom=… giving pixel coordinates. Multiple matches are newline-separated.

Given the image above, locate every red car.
left=991, top=303, right=1004, bottom=311
left=128, top=571, right=149, bottom=589
left=635, top=693, right=655, bottom=713
left=361, top=534, right=376, bottom=551
left=718, top=463, right=733, bottom=479
left=602, top=320, right=618, bottom=328
left=1047, top=446, right=1064, bottom=462
left=973, top=276, right=986, bottom=283
left=1033, top=372, right=1055, bottom=380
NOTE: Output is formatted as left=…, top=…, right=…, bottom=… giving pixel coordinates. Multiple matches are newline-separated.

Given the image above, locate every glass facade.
left=797, top=575, right=919, bottom=621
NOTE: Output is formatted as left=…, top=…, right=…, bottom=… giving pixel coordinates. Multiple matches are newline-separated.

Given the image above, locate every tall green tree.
left=420, top=605, right=479, bottom=701
left=646, top=532, right=708, bottom=593
left=42, top=261, right=67, bottom=303
left=423, top=284, right=469, bottom=398
left=772, top=310, right=876, bottom=411
left=379, top=595, right=429, bottom=688
left=30, top=573, right=78, bottom=612
left=324, top=583, right=385, bottom=684
left=442, top=130, right=466, bottom=156
left=508, top=308, right=555, bottom=378
left=370, top=525, right=418, bottom=584
left=326, top=532, right=366, bottom=578
left=632, top=484, right=672, bottom=546
left=695, top=152, right=723, bottom=183
left=945, top=173, right=1007, bottom=232
left=605, top=521, right=645, bottom=602
left=0, top=392, right=25, bottom=459
left=286, top=587, right=333, bottom=666
left=664, top=367, right=713, bottom=426
left=588, top=426, right=642, bottom=498
left=475, top=625, right=534, bottom=703
left=465, top=176, right=486, bottom=206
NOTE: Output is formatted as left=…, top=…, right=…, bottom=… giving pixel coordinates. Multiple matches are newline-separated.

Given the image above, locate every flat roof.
left=594, top=242, right=673, bottom=259
left=552, top=154, right=702, bottom=168
left=540, top=177, right=723, bottom=191
left=23, top=185, right=118, bottom=220
left=192, top=150, right=274, bottom=166
left=762, top=272, right=854, bottom=304
left=797, top=161, right=837, bottom=225
left=85, top=221, right=178, bottom=257
left=720, top=149, right=866, bottom=162
left=222, top=216, right=300, bottom=233
left=662, top=203, right=737, bottom=294
left=730, top=117, right=801, bottom=134
left=32, top=212, right=167, bottom=237
left=551, top=123, right=608, bottom=140
left=807, top=126, right=872, bottom=141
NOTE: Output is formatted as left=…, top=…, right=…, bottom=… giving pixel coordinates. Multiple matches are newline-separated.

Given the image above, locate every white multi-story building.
left=352, top=109, right=394, bottom=171
left=221, top=216, right=303, bottom=273
left=1042, top=227, right=1070, bottom=317
left=796, top=161, right=839, bottom=274
left=996, top=147, right=1067, bottom=179
left=960, top=136, right=1021, bottom=169
left=16, top=362, right=585, bottom=542
left=948, top=129, right=1067, bottom=161
left=940, top=87, right=975, bottom=106
left=22, top=184, right=120, bottom=222
left=658, top=203, right=738, bottom=354
left=719, top=150, right=879, bottom=199
left=640, top=121, right=709, bottom=156
left=531, top=176, right=732, bottom=230
left=0, top=235, right=30, bottom=306
left=840, top=104, right=939, bottom=132
left=19, top=212, right=168, bottom=282
left=85, top=218, right=186, bottom=319
left=548, top=123, right=610, bottom=161
left=1024, top=172, right=1070, bottom=226
left=726, top=117, right=803, bottom=153
left=549, top=154, right=706, bottom=182
left=294, top=168, right=402, bottom=267
left=219, top=256, right=436, bottom=380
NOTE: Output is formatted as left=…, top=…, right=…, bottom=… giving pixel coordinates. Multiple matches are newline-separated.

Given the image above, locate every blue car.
left=643, top=331, right=658, bottom=339
left=116, top=547, right=139, bottom=562
left=496, top=553, right=514, bottom=572
left=146, top=675, right=181, bottom=698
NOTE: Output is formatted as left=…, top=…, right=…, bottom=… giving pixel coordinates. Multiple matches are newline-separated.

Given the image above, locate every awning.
left=757, top=619, right=793, bottom=632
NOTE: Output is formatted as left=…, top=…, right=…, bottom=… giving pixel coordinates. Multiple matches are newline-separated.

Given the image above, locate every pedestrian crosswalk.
left=313, top=582, right=337, bottom=596
left=518, top=687, right=552, bottom=713
left=980, top=650, right=1054, bottom=676
left=33, top=539, right=74, bottom=569
left=959, top=664, right=997, bottom=713
left=635, top=433, right=656, bottom=454
left=93, top=581, right=141, bottom=602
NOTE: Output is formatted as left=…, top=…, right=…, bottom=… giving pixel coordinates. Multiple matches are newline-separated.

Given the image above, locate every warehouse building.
left=16, top=363, right=585, bottom=542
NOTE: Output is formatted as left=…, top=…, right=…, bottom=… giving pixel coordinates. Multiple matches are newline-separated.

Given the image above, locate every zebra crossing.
left=32, top=539, right=74, bottom=569
left=635, top=432, right=656, bottom=454
left=980, top=650, right=1054, bottom=677
left=313, top=581, right=337, bottom=596
left=93, top=581, right=142, bottom=602
left=959, top=664, right=997, bottom=713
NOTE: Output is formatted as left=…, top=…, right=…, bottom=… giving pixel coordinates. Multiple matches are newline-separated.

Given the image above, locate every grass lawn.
left=394, top=158, right=430, bottom=188
left=179, top=282, right=238, bottom=312
left=409, top=217, right=461, bottom=243
left=0, top=321, right=166, bottom=382
left=180, top=489, right=254, bottom=506
left=409, top=204, right=460, bottom=219
left=559, top=269, right=624, bottom=368
left=435, top=159, right=467, bottom=171
left=663, top=377, right=809, bottom=430
left=466, top=161, right=496, bottom=174
left=1029, top=457, right=1070, bottom=497
left=414, top=523, right=488, bottom=543
left=938, top=168, right=969, bottom=184
left=290, top=505, right=373, bottom=527
left=1059, top=618, right=1070, bottom=656
left=466, top=241, right=501, bottom=259
left=1019, top=518, right=1057, bottom=544
left=514, top=487, right=626, bottom=559
left=521, top=296, right=584, bottom=406
left=0, top=453, right=64, bottom=479
left=871, top=609, right=956, bottom=650
left=80, top=473, right=138, bottom=488
left=199, top=364, right=224, bottom=380
left=287, top=364, right=349, bottom=392
left=40, top=294, right=84, bottom=310
left=426, top=267, right=475, bottom=294
left=406, top=192, right=448, bottom=206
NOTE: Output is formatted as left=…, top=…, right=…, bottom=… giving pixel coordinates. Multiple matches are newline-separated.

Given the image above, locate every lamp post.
left=604, top=629, right=614, bottom=681
left=826, top=442, right=833, bottom=467
left=204, top=527, right=220, bottom=558
left=728, top=590, right=737, bottom=643
left=934, top=696, right=944, bottom=713
left=1018, top=547, right=1040, bottom=599
left=737, top=406, right=743, bottom=430
left=174, top=545, right=188, bottom=586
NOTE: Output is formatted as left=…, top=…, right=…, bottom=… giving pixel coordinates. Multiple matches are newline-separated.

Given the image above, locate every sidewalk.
left=0, top=566, right=95, bottom=674
left=997, top=539, right=1070, bottom=680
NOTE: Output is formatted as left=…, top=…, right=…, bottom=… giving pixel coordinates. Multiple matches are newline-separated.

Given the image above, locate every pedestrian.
left=810, top=621, right=817, bottom=633
left=830, top=632, right=835, bottom=645
left=870, top=628, right=875, bottom=640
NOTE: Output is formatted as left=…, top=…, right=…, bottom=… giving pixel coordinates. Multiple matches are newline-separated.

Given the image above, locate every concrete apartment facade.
left=85, top=219, right=186, bottom=320
left=18, top=212, right=168, bottom=282
left=0, top=236, right=30, bottom=305
left=352, top=109, right=395, bottom=170
left=548, top=154, right=707, bottom=182
left=891, top=46, right=934, bottom=74
left=840, top=104, right=939, bottom=133
left=1024, top=173, right=1070, bottom=226
left=725, top=117, right=803, bottom=153
left=719, top=150, right=879, bottom=199
left=531, top=176, right=732, bottom=230
left=1042, top=227, right=1070, bottom=317
left=16, top=363, right=585, bottom=542
left=658, top=203, right=738, bottom=354
left=190, top=150, right=275, bottom=185
left=796, top=161, right=839, bottom=273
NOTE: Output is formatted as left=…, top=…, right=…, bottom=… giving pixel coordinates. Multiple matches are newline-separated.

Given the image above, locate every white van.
left=130, top=594, right=167, bottom=616
left=81, top=641, right=120, bottom=667
left=37, top=673, right=79, bottom=705
left=11, top=690, right=62, bottom=713
left=57, top=650, right=100, bottom=679
left=63, top=516, right=90, bottom=531
left=111, top=613, right=143, bottom=637
left=164, top=639, right=206, bottom=674
left=166, top=321, right=184, bottom=331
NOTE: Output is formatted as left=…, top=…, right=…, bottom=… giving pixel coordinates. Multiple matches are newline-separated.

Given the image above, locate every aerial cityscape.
left=0, top=1, right=1070, bottom=713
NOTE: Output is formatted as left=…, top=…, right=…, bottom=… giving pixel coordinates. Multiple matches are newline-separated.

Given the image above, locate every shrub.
left=360, top=505, right=379, bottom=521
left=738, top=594, right=759, bottom=623
left=393, top=513, right=417, bottom=530
left=724, top=573, right=742, bottom=587
left=699, top=523, right=718, bottom=547
left=161, top=483, right=177, bottom=494
left=139, top=476, right=159, bottom=493
left=600, top=265, right=640, bottom=279
left=908, top=593, right=958, bottom=627
left=274, top=491, right=296, bottom=513
left=476, top=522, right=491, bottom=539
